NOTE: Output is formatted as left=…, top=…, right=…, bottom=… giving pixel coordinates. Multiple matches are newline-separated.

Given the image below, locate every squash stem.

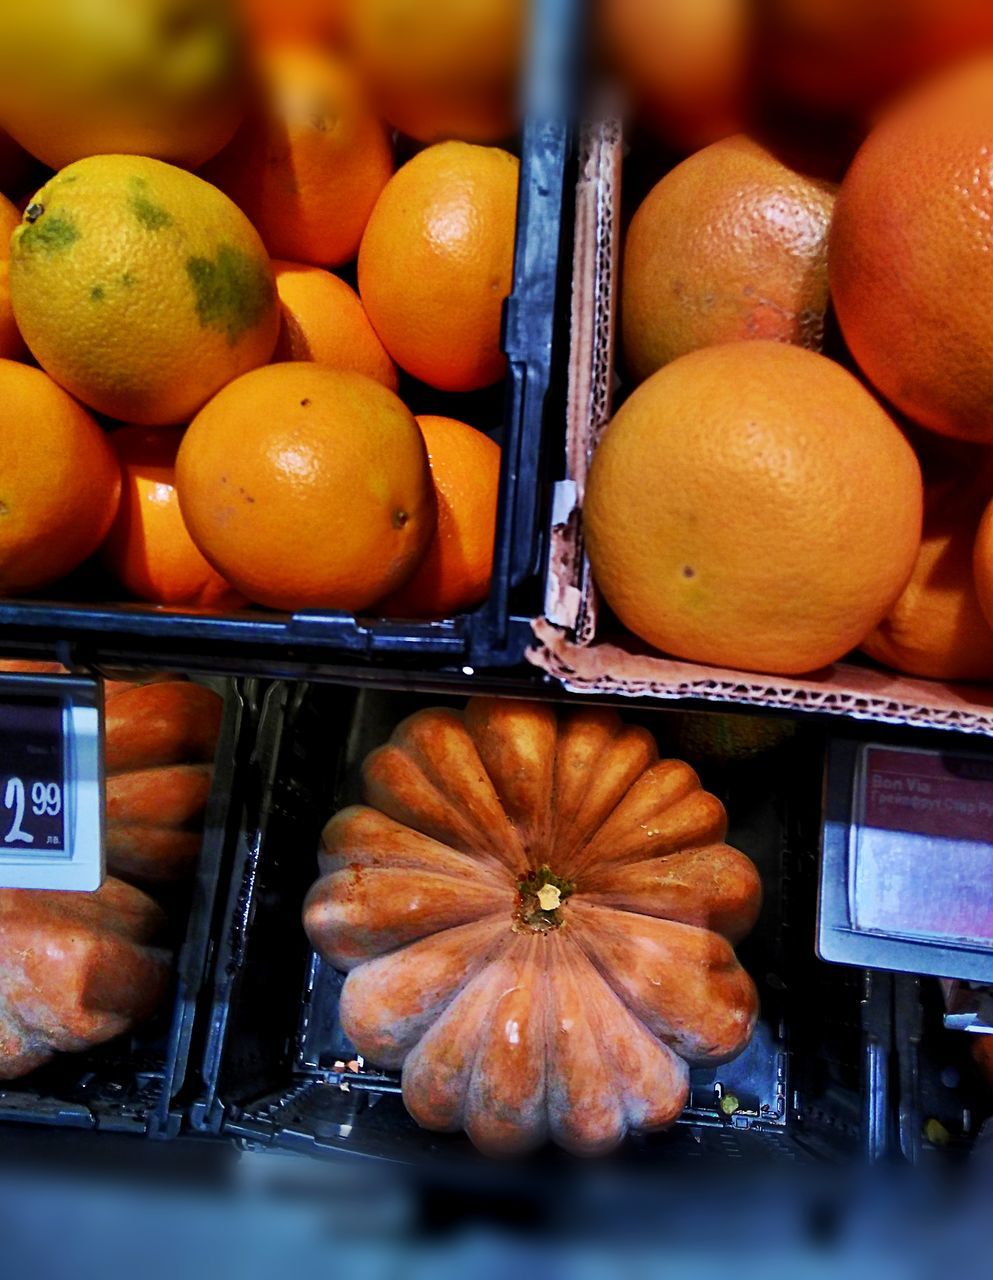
left=515, top=865, right=575, bottom=933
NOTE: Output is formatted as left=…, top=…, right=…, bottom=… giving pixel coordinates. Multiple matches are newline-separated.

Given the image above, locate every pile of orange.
left=0, top=0, right=518, bottom=617
left=586, top=12, right=993, bottom=684
left=10, top=0, right=993, bottom=685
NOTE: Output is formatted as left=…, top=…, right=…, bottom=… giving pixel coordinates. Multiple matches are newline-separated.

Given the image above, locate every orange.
left=238, top=0, right=345, bottom=49
left=176, top=363, right=435, bottom=612
left=101, top=426, right=243, bottom=608
left=621, top=135, right=836, bottom=383
left=598, top=0, right=750, bottom=151
left=8, top=154, right=278, bottom=426
left=358, top=142, right=519, bottom=392
left=0, top=359, right=120, bottom=593
left=205, top=46, right=393, bottom=267
left=380, top=416, right=501, bottom=618
left=272, top=260, right=397, bottom=390
left=584, top=341, right=923, bottom=676
left=862, top=440, right=993, bottom=681
left=0, top=0, right=245, bottom=170
left=346, top=0, right=524, bottom=144
left=830, top=57, right=993, bottom=443
left=763, top=0, right=993, bottom=118
left=0, top=193, right=26, bottom=360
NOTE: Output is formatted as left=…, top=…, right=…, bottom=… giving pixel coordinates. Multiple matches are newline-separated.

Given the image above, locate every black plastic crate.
left=0, top=0, right=579, bottom=681
left=0, top=677, right=253, bottom=1138
left=194, top=681, right=878, bottom=1172
left=888, top=974, right=993, bottom=1166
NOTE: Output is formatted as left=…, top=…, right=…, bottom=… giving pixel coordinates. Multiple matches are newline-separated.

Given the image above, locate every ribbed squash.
left=0, top=876, right=171, bottom=1079
left=104, top=679, right=222, bottom=882
left=0, top=661, right=222, bottom=881
left=304, top=697, right=762, bottom=1158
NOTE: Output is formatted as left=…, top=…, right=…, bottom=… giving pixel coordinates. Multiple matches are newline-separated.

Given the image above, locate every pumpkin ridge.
left=387, top=707, right=526, bottom=870
left=362, top=719, right=525, bottom=873
left=402, top=938, right=521, bottom=1136
left=560, top=904, right=686, bottom=1064
left=303, top=865, right=514, bottom=970
left=567, top=758, right=703, bottom=875
left=0, top=904, right=171, bottom=1060
left=464, top=698, right=557, bottom=868
left=105, top=763, right=213, bottom=828
left=567, top=898, right=758, bottom=1065
left=577, top=843, right=764, bottom=942
left=338, top=914, right=510, bottom=1070
left=568, top=940, right=690, bottom=1134
left=569, top=781, right=727, bottom=878
left=320, top=804, right=510, bottom=887
left=463, top=932, right=549, bottom=1156
left=542, top=932, right=630, bottom=1154
left=104, top=681, right=223, bottom=774
left=106, top=827, right=204, bottom=885
left=548, top=709, right=659, bottom=874
left=450, top=934, right=520, bottom=1136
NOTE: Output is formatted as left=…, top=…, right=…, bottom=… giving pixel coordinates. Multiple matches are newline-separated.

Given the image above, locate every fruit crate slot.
left=530, top=110, right=993, bottom=739
left=195, top=682, right=876, bottom=1170
left=0, top=677, right=254, bottom=1139
left=0, top=0, right=580, bottom=681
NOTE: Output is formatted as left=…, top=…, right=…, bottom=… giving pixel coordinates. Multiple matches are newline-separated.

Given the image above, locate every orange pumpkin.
left=104, top=679, right=222, bottom=882
left=0, top=662, right=223, bottom=882
left=0, top=876, right=170, bottom=1079
left=304, top=697, right=762, bottom=1158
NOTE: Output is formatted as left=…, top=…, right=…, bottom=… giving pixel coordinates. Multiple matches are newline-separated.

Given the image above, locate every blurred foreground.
left=3, top=1128, right=993, bottom=1280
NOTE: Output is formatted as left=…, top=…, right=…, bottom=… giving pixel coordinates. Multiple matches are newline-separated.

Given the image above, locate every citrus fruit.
left=176, top=364, right=435, bottom=612
left=238, top=0, right=345, bottom=49
left=101, top=426, right=243, bottom=608
left=346, top=0, right=524, bottom=144
left=380, top=416, right=501, bottom=618
left=598, top=0, right=750, bottom=150
left=9, top=154, right=278, bottom=426
left=660, top=712, right=796, bottom=767
left=0, top=193, right=26, bottom=360
left=358, top=142, right=519, bottom=392
left=272, top=261, right=397, bottom=390
left=763, top=0, right=993, bottom=118
left=584, top=341, right=923, bottom=676
left=205, top=46, right=393, bottom=268
left=0, top=359, right=120, bottom=593
left=621, top=135, right=836, bottom=383
left=862, top=441, right=993, bottom=681
left=830, top=57, right=993, bottom=443
left=0, top=0, right=245, bottom=170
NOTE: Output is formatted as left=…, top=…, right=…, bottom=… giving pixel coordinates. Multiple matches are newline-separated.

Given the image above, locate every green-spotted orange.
left=8, top=154, right=279, bottom=425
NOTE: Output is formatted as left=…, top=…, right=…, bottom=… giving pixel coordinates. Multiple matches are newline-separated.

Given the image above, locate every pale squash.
left=304, top=697, right=762, bottom=1158
left=0, top=876, right=171, bottom=1079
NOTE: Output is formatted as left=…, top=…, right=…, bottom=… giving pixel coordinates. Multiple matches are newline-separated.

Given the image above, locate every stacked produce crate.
left=2, top=0, right=993, bottom=1193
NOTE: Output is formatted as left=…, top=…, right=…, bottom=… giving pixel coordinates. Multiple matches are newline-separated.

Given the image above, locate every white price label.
left=0, top=673, right=103, bottom=891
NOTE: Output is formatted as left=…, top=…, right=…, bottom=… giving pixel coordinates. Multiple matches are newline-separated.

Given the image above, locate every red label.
left=862, top=747, right=993, bottom=842
left=855, top=746, right=993, bottom=944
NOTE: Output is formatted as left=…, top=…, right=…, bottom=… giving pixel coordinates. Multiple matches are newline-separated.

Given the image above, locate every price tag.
left=819, top=739, right=993, bottom=981
left=0, top=673, right=103, bottom=891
